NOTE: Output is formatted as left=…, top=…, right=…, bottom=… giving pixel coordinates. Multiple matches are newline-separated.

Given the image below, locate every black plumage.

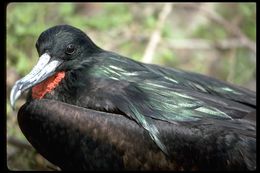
left=10, top=25, right=256, bottom=170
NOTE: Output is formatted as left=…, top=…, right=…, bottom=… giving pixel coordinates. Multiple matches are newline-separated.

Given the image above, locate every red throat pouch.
left=32, top=71, right=65, bottom=99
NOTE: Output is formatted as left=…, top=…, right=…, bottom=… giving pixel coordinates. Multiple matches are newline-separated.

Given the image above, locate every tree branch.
left=7, top=136, right=32, bottom=150
left=183, top=4, right=256, bottom=54
left=142, top=3, right=173, bottom=63
left=164, top=38, right=253, bottom=50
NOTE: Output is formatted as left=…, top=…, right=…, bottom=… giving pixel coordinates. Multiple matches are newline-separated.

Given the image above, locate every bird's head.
left=10, top=25, right=100, bottom=109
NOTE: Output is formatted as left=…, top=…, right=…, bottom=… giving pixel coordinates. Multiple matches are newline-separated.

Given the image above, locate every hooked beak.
left=10, top=53, right=62, bottom=109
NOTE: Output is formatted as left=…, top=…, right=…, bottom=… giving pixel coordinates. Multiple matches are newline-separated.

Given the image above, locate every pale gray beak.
left=10, top=53, right=62, bottom=109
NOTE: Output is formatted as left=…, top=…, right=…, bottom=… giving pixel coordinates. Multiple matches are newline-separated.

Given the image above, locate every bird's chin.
left=31, top=71, right=66, bottom=99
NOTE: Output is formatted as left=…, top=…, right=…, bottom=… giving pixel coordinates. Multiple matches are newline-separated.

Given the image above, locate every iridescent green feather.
left=85, top=56, right=255, bottom=154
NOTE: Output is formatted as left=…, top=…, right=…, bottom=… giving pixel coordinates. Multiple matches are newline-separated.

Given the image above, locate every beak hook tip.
left=10, top=85, right=21, bottom=111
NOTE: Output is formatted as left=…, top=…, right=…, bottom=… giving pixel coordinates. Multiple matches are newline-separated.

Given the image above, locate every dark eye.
left=66, top=44, right=75, bottom=55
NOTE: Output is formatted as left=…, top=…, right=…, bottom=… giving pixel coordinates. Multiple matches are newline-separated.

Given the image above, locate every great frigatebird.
left=10, top=25, right=256, bottom=170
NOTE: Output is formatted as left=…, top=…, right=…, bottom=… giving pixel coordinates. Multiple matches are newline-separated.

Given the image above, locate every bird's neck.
left=31, top=71, right=66, bottom=99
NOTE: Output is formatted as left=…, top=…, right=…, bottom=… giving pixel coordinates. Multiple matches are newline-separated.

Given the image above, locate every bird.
left=10, top=24, right=256, bottom=170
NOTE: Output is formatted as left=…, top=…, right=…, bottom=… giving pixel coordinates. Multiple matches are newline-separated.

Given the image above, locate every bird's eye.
left=66, top=44, right=75, bottom=55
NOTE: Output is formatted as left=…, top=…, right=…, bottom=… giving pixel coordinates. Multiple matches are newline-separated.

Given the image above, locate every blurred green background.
left=6, top=2, right=256, bottom=170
